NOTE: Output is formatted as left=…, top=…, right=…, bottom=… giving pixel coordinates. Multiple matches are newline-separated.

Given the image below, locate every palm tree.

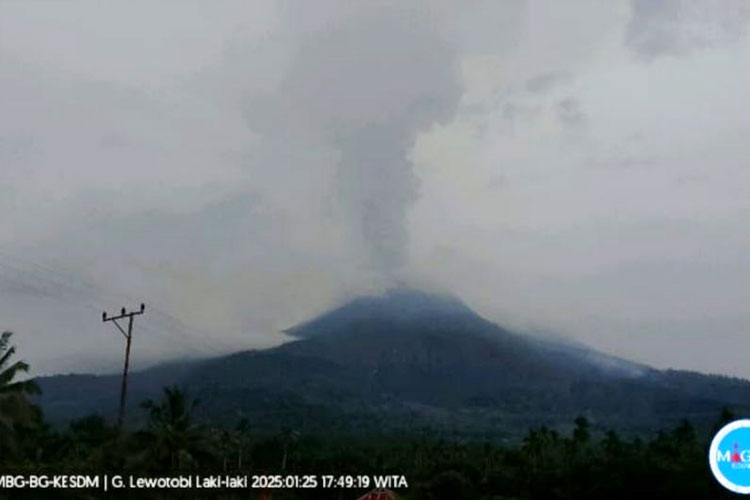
left=135, top=386, right=213, bottom=470
left=0, top=330, right=42, bottom=455
left=280, top=427, right=300, bottom=471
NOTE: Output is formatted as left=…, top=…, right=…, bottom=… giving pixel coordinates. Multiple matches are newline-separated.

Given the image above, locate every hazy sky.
left=2, top=1, right=750, bottom=378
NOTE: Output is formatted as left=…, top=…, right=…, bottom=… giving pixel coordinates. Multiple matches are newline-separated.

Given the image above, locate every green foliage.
left=8, top=395, right=741, bottom=500
left=131, top=386, right=215, bottom=471
left=0, top=330, right=43, bottom=460
left=4, top=329, right=743, bottom=499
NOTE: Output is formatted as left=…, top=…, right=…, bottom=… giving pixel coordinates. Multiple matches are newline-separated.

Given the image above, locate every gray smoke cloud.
left=3, top=1, right=750, bottom=380
left=626, top=0, right=750, bottom=58
left=249, top=10, right=461, bottom=275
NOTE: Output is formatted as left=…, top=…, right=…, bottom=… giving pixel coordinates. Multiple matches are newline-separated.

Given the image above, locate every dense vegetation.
left=1, top=330, right=742, bottom=499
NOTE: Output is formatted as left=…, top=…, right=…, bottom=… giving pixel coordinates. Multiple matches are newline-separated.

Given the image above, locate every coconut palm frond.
left=0, top=377, right=41, bottom=395
left=0, top=360, right=32, bottom=387
left=0, top=330, right=42, bottom=460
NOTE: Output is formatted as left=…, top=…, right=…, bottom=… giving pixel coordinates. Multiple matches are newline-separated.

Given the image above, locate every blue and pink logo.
left=710, top=419, right=750, bottom=493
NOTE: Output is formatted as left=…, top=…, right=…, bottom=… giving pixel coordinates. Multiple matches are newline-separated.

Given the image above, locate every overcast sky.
left=2, top=1, right=750, bottom=378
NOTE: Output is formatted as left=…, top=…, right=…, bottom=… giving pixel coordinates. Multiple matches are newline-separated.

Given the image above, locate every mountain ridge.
left=35, top=289, right=750, bottom=438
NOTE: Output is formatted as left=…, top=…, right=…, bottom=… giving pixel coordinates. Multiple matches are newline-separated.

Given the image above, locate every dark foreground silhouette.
left=2, top=386, right=740, bottom=500
left=1, top=328, right=742, bottom=499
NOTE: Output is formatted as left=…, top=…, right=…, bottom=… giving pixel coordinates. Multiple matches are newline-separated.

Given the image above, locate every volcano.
left=36, top=289, right=750, bottom=437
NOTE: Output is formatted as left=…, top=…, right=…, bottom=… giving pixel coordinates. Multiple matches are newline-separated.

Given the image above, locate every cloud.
left=409, top=1, right=750, bottom=377
left=248, top=10, right=462, bottom=275
left=0, top=1, right=465, bottom=373
left=626, top=0, right=750, bottom=58
left=2, top=1, right=750, bottom=380
left=555, top=97, right=586, bottom=127
left=525, top=71, right=570, bottom=94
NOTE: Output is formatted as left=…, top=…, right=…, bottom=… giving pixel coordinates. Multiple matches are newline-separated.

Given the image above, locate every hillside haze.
left=36, top=290, right=750, bottom=438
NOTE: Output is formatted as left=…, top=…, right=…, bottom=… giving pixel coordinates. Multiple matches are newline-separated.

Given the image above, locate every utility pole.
left=102, top=303, right=145, bottom=428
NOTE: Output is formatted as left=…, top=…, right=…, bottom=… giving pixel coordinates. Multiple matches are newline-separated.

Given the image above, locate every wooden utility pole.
left=102, top=303, right=145, bottom=428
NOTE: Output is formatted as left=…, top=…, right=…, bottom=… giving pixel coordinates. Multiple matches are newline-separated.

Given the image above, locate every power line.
left=0, top=249, right=249, bottom=359
left=0, top=251, right=229, bottom=355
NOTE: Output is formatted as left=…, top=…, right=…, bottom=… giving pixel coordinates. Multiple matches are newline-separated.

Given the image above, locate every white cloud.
left=2, top=1, right=750, bottom=378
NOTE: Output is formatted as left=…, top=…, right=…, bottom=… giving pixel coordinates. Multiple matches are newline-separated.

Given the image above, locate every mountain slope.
left=35, top=290, right=750, bottom=437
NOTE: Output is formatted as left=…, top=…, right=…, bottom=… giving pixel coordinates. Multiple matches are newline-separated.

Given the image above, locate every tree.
left=281, top=427, right=300, bottom=471
left=0, top=330, right=42, bottom=457
left=135, top=386, right=213, bottom=471
left=713, top=406, right=736, bottom=434
left=66, top=414, right=119, bottom=466
left=573, top=416, right=590, bottom=444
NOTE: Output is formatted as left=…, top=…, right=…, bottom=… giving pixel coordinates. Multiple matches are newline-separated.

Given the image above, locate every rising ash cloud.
left=247, top=11, right=462, bottom=275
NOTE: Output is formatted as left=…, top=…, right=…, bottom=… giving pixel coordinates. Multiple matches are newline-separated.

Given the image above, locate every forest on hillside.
left=1, top=331, right=740, bottom=500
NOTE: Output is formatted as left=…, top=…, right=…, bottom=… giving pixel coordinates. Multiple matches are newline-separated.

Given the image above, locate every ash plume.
left=271, top=9, right=462, bottom=276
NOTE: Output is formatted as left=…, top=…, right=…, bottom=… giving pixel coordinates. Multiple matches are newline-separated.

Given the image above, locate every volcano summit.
left=37, top=290, right=750, bottom=437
